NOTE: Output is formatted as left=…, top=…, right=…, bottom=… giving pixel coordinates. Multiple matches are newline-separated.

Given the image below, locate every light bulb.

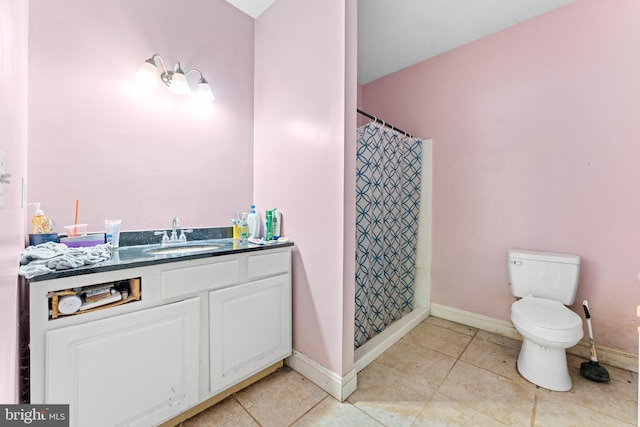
left=169, top=63, right=190, bottom=95
left=197, top=81, right=215, bottom=101
left=135, top=59, right=159, bottom=87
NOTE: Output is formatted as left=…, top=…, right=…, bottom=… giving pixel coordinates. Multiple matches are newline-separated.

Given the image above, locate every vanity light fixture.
left=135, top=54, right=215, bottom=101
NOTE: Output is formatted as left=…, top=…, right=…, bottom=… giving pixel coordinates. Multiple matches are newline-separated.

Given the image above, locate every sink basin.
left=146, top=245, right=222, bottom=256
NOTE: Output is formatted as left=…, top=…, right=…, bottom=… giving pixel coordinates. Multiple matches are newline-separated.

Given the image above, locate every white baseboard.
left=430, top=303, right=638, bottom=373
left=286, top=350, right=357, bottom=402
left=430, top=303, right=520, bottom=340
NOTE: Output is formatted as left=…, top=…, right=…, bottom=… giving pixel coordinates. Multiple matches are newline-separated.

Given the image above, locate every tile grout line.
left=345, top=392, right=397, bottom=427
left=434, top=327, right=478, bottom=389
left=463, top=332, right=534, bottom=385
left=233, top=395, right=266, bottom=426
left=433, top=327, right=525, bottom=426
left=285, top=394, right=333, bottom=427
left=530, top=390, right=538, bottom=427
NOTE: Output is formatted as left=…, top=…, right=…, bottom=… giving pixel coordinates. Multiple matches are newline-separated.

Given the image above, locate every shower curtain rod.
left=357, top=108, right=413, bottom=138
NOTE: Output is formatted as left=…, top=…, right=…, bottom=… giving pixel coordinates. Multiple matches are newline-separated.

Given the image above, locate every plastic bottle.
left=247, top=205, right=260, bottom=239
left=30, top=203, right=52, bottom=234
left=105, top=219, right=122, bottom=247
left=265, top=209, right=273, bottom=241
left=231, top=217, right=239, bottom=240
left=238, top=212, right=249, bottom=242
left=272, top=209, right=282, bottom=240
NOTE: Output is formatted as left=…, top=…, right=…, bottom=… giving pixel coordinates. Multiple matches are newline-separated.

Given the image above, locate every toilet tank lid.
left=508, top=249, right=580, bottom=265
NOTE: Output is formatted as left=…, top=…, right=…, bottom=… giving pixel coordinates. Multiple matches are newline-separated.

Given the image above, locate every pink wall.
left=0, top=0, right=29, bottom=403
left=255, top=0, right=354, bottom=375
left=362, top=0, right=640, bottom=353
left=28, top=0, right=255, bottom=233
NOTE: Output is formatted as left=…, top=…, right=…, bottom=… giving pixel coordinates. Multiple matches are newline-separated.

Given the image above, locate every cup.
left=64, top=224, right=88, bottom=237
left=105, top=219, right=122, bottom=247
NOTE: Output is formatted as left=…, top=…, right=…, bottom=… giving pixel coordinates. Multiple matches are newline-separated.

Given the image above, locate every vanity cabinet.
left=27, top=245, right=292, bottom=427
left=46, top=298, right=200, bottom=427
left=209, top=249, right=292, bottom=394
left=209, top=274, right=291, bottom=394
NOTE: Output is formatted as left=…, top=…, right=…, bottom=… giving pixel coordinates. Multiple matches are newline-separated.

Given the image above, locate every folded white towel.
left=19, top=242, right=113, bottom=279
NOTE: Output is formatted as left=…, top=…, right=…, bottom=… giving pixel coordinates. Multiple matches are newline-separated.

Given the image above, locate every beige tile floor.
left=181, top=316, right=638, bottom=426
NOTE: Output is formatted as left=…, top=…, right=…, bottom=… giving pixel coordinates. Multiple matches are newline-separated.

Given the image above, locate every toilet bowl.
left=511, top=296, right=583, bottom=391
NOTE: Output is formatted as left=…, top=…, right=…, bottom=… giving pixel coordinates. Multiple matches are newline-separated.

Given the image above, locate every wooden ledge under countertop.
left=159, top=360, right=284, bottom=427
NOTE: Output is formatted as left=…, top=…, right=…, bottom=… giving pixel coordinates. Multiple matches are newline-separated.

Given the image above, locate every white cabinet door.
left=46, top=298, right=200, bottom=427
left=209, top=274, right=291, bottom=394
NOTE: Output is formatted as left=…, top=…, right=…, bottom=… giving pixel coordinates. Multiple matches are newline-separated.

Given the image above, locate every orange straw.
left=74, top=199, right=79, bottom=236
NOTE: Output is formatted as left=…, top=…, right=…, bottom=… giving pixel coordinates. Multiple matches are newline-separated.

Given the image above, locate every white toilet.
left=508, top=249, right=583, bottom=391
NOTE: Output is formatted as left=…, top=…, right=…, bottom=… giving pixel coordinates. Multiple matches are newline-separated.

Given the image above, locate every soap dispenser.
left=29, top=203, right=52, bottom=234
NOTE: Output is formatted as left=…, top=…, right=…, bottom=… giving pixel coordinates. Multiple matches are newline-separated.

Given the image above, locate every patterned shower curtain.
left=354, top=122, right=422, bottom=348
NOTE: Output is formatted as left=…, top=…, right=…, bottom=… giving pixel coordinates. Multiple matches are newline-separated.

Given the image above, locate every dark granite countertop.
left=27, top=227, right=294, bottom=282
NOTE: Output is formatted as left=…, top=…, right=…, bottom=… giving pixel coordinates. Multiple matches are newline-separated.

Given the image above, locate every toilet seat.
left=511, top=296, right=582, bottom=343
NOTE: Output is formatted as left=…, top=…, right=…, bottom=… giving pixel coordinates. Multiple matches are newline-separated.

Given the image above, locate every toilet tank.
left=507, top=249, right=581, bottom=305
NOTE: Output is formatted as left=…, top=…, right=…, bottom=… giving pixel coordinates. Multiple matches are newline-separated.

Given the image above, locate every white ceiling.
left=225, top=0, right=575, bottom=84
left=357, top=0, right=575, bottom=84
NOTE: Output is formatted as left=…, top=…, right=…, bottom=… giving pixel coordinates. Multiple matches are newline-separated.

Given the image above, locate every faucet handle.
left=154, top=231, right=170, bottom=244
left=179, top=229, right=193, bottom=242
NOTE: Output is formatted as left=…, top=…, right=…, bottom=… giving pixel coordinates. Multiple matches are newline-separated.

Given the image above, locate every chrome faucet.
left=154, top=217, right=192, bottom=245
left=171, top=217, right=181, bottom=241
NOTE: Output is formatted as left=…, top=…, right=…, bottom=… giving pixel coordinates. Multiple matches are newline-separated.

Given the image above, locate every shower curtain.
left=354, top=122, right=423, bottom=348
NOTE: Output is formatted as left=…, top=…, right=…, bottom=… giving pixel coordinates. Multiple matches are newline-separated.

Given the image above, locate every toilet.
left=508, top=249, right=583, bottom=391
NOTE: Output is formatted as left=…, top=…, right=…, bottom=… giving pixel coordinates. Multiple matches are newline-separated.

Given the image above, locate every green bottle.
left=265, top=209, right=273, bottom=241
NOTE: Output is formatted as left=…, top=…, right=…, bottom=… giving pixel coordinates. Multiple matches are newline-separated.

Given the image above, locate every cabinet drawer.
left=247, top=251, right=290, bottom=280
left=162, top=259, right=240, bottom=298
